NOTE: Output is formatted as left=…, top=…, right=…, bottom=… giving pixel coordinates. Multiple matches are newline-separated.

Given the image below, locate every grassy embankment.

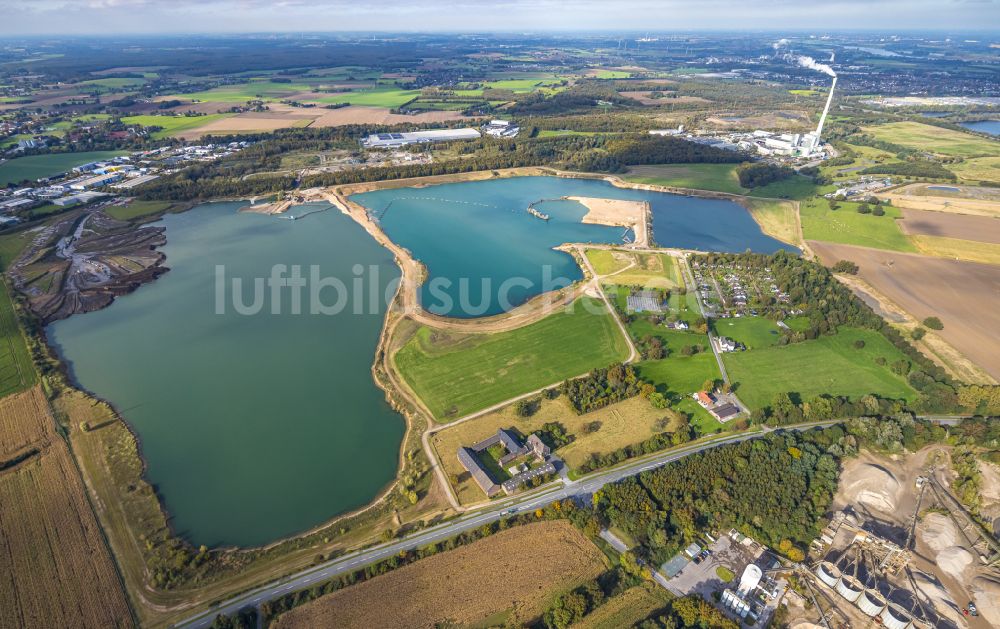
left=394, top=297, right=630, bottom=421
left=724, top=327, right=919, bottom=411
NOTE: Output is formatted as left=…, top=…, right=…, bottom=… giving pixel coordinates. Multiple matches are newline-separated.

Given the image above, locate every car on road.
left=968, top=602, right=978, bottom=616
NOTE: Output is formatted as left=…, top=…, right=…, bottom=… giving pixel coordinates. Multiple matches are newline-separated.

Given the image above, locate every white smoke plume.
left=795, top=54, right=837, bottom=77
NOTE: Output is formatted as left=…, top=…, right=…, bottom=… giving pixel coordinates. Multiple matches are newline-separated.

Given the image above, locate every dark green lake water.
left=48, top=202, right=405, bottom=547
left=352, top=176, right=795, bottom=317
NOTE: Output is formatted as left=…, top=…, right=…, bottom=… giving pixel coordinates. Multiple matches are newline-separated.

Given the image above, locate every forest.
left=561, top=363, right=644, bottom=414
left=595, top=430, right=839, bottom=567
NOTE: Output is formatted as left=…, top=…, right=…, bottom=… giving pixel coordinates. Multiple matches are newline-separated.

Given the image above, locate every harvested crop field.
left=174, top=112, right=314, bottom=139
left=272, top=520, right=606, bottom=628
left=879, top=183, right=1000, bottom=218
left=898, top=208, right=1000, bottom=243
left=310, top=105, right=469, bottom=127
left=811, top=241, right=1000, bottom=380
left=0, top=386, right=133, bottom=629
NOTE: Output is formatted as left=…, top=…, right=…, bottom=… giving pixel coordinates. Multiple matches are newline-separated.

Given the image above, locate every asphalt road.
left=175, top=421, right=843, bottom=628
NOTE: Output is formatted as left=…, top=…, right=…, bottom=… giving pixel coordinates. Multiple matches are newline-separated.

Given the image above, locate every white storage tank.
left=857, top=588, right=887, bottom=616
left=880, top=603, right=912, bottom=629
left=835, top=575, right=863, bottom=602
left=816, top=561, right=841, bottom=588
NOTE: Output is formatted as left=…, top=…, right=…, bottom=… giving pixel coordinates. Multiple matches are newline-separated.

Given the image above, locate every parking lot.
left=665, top=535, right=759, bottom=598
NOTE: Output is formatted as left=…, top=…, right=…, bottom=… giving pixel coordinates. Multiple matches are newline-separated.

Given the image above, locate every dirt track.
left=810, top=241, right=1000, bottom=380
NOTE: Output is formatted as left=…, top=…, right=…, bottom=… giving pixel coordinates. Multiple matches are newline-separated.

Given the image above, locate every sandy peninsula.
left=566, top=196, right=649, bottom=247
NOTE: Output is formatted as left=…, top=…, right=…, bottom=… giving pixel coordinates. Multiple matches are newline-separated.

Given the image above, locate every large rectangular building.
left=362, top=128, right=481, bottom=148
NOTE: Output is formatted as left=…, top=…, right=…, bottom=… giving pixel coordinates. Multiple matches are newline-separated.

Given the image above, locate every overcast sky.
left=2, top=0, right=998, bottom=35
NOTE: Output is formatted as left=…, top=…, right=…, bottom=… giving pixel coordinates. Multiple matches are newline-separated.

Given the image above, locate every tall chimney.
left=815, top=76, right=837, bottom=140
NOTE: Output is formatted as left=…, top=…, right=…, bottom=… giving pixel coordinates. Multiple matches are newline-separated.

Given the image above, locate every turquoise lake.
left=352, top=176, right=795, bottom=317
left=48, top=202, right=405, bottom=547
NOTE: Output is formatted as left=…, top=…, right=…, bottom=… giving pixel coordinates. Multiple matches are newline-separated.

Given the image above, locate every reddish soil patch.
left=810, top=241, right=1000, bottom=380
left=898, top=209, right=1000, bottom=244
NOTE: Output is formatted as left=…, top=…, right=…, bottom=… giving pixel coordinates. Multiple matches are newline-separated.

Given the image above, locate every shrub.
left=923, top=316, right=943, bottom=330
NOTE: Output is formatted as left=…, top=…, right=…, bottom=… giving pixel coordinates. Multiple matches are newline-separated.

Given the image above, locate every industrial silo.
left=879, top=603, right=912, bottom=629
left=857, top=588, right=887, bottom=617
left=815, top=562, right=841, bottom=588
left=835, top=574, right=863, bottom=602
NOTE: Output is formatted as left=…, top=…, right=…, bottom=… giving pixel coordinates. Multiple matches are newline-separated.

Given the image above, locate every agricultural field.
left=394, top=298, right=629, bottom=420
left=877, top=183, right=1000, bottom=218
left=712, top=316, right=784, bottom=350
left=864, top=121, right=999, bottom=158
left=799, top=196, right=917, bottom=252
left=271, top=520, right=606, bottom=628
left=78, top=77, right=147, bottom=90
left=120, top=114, right=234, bottom=139
left=0, top=282, right=37, bottom=397
left=897, top=207, right=1000, bottom=244
left=573, top=583, right=672, bottom=629
left=723, top=327, right=919, bottom=411
left=0, top=387, right=134, bottom=629
left=625, top=163, right=746, bottom=195
left=166, top=80, right=320, bottom=102
left=433, top=394, right=681, bottom=503
left=810, top=241, right=1000, bottom=381
left=0, top=150, right=126, bottom=186
left=910, top=235, right=1000, bottom=265
left=304, top=87, right=420, bottom=108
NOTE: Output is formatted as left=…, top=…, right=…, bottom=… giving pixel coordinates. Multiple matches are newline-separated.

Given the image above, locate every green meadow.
left=724, top=327, right=918, bottom=411
left=394, top=298, right=629, bottom=421
left=798, top=197, right=916, bottom=252
left=121, top=114, right=233, bottom=139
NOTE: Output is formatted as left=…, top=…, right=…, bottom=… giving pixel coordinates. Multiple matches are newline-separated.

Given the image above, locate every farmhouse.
left=458, top=428, right=555, bottom=498
left=694, top=391, right=743, bottom=422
